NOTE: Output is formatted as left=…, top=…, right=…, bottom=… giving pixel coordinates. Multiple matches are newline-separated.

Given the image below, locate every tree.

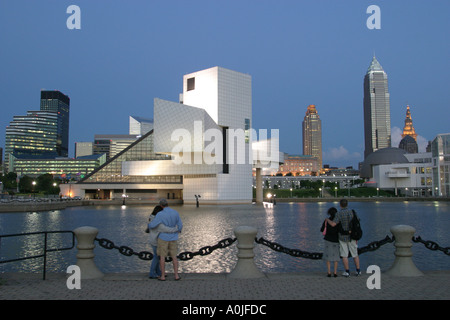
left=19, top=175, right=33, bottom=193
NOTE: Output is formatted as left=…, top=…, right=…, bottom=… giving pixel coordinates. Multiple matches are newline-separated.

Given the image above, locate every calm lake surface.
left=0, top=201, right=449, bottom=274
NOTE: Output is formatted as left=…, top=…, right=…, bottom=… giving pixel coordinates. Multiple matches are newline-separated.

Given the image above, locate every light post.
left=377, top=187, right=379, bottom=197
left=319, top=188, right=322, bottom=198
left=290, top=188, right=292, bottom=198
left=334, top=187, right=337, bottom=198
left=267, top=193, right=272, bottom=203
left=32, top=181, right=36, bottom=198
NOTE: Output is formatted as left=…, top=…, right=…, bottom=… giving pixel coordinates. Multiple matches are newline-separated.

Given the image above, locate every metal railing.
left=0, top=231, right=75, bottom=280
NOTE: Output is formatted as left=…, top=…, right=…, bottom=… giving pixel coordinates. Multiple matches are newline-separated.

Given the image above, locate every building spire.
left=367, top=55, right=384, bottom=73
left=402, top=105, right=418, bottom=141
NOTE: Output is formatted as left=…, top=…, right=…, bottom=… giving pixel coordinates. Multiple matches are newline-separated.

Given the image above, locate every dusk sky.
left=1, top=1, right=449, bottom=169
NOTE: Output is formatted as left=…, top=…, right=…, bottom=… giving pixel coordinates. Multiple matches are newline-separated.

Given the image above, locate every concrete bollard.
left=228, top=226, right=265, bottom=279
left=73, top=226, right=104, bottom=279
left=385, top=225, right=424, bottom=277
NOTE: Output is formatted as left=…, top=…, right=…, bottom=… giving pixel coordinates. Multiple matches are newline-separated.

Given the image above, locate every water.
left=0, top=201, right=449, bottom=274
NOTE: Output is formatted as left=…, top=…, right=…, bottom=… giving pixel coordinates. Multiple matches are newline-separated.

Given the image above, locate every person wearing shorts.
left=327, top=199, right=361, bottom=277
left=148, top=199, right=183, bottom=281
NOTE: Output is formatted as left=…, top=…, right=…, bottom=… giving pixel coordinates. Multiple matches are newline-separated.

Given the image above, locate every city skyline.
left=1, top=1, right=449, bottom=169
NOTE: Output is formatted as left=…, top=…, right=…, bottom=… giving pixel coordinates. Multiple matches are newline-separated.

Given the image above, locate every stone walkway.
left=1, top=271, right=449, bottom=300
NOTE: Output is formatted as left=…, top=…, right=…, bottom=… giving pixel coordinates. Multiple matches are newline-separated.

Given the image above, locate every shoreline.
left=0, top=196, right=448, bottom=213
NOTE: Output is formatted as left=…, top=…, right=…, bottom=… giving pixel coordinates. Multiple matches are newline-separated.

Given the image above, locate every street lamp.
left=334, top=187, right=337, bottom=197
left=290, top=188, right=292, bottom=198
left=377, top=187, right=379, bottom=197
left=32, top=181, right=36, bottom=198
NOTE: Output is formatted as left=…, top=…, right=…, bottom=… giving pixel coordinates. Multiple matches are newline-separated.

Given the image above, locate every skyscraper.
left=302, top=104, right=322, bottom=171
left=4, top=90, right=70, bottom=172
left=40, top=90, right=70, bottom=157
left=4, top=111, right=59, bottom=171
left=363, top=56, right=391, bottom=158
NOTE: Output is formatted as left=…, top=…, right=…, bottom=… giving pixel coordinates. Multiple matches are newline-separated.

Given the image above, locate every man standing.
left=148, top=199, right=183, bottom=281
left=327, top=199, right=361, bottom=277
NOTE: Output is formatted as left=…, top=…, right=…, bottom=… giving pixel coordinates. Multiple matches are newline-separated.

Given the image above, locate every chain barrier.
left=255, top=235, right=395, bottom=259
left=94, top=234, right=447, bottom=263
left=412, top=236, right=450, bottom=256
left=357, top=235, right=395, bottom=255
left=255, top=237, right=323, bottom=260
left=95, top=237, right=237, bottom=262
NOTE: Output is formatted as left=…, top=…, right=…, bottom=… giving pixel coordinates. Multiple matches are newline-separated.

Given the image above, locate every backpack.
left=349, top=209, right=363, bottom=240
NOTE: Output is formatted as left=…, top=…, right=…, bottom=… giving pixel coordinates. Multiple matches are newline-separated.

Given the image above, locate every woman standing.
left=320, top=207, right=340, bottom=277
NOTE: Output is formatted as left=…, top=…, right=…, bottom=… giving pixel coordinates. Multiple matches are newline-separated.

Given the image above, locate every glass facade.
left=4, top=111, right=59, bottom=171
left=11, top=154, right=106, bottom=178
left=432, top=133, right=450, bottom=196
left=40, top=90, right=70, bottom=157
left=363, top=56, right=391, bottom=158
left=81, top=130, right=182, bottom=184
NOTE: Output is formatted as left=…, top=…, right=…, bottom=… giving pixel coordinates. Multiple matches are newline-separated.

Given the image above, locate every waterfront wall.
left=0, top=196, right=446, bottom=213
left=0, top=199, right=183, bottom=213
left=0, top=200, right=87, bottom=213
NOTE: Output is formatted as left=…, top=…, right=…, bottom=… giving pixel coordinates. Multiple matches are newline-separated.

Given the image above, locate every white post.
left=255, top=168, right=263, bottom=204
left=228, top=226, right=265, bottom=279
left=386, top=225, right=423, bottom=277
left=73, top=226, right=104, bottom=279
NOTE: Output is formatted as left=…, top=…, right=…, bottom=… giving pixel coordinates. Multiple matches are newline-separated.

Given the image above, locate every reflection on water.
left=0, top=201, right=449, bottom=274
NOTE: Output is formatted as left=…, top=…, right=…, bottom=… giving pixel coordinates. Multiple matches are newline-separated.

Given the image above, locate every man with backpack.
left=326, top=199, right=361, bottom=277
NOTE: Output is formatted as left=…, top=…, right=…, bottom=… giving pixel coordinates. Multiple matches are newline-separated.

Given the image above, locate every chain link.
left=255, top=237, right=323, bottom=260
left=95, top=234, right=448, bottom=265
left=358, top=235, right=395, bottom=255
left=412, top=236, right=450, bottom=256
left=95, top=237, right=237, bottom=262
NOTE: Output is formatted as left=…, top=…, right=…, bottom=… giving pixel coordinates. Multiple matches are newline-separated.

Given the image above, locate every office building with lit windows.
left=4, top=111, right=59, bottom=172
left=363, top=56, right=391, bottom=158
left=4, top=90, right=70, bottom=172
left=302, top=104, right=322, bottom=171
left=9, top=153, right=106, bottom=179
left=432, top=133, right=450, bottom=197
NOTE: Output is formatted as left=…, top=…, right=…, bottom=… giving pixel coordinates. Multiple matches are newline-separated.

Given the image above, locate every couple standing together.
left=147, top=198, right=183, bottom=281
left=321, top=199, right=361, bottom=277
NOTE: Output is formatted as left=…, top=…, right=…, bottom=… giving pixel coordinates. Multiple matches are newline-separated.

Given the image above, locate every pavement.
left=1, top=270, right=449, bottom=301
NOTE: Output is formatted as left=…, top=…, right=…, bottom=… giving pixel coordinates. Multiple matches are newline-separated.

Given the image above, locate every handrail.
left=0, top=231, right=75, bottom=280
